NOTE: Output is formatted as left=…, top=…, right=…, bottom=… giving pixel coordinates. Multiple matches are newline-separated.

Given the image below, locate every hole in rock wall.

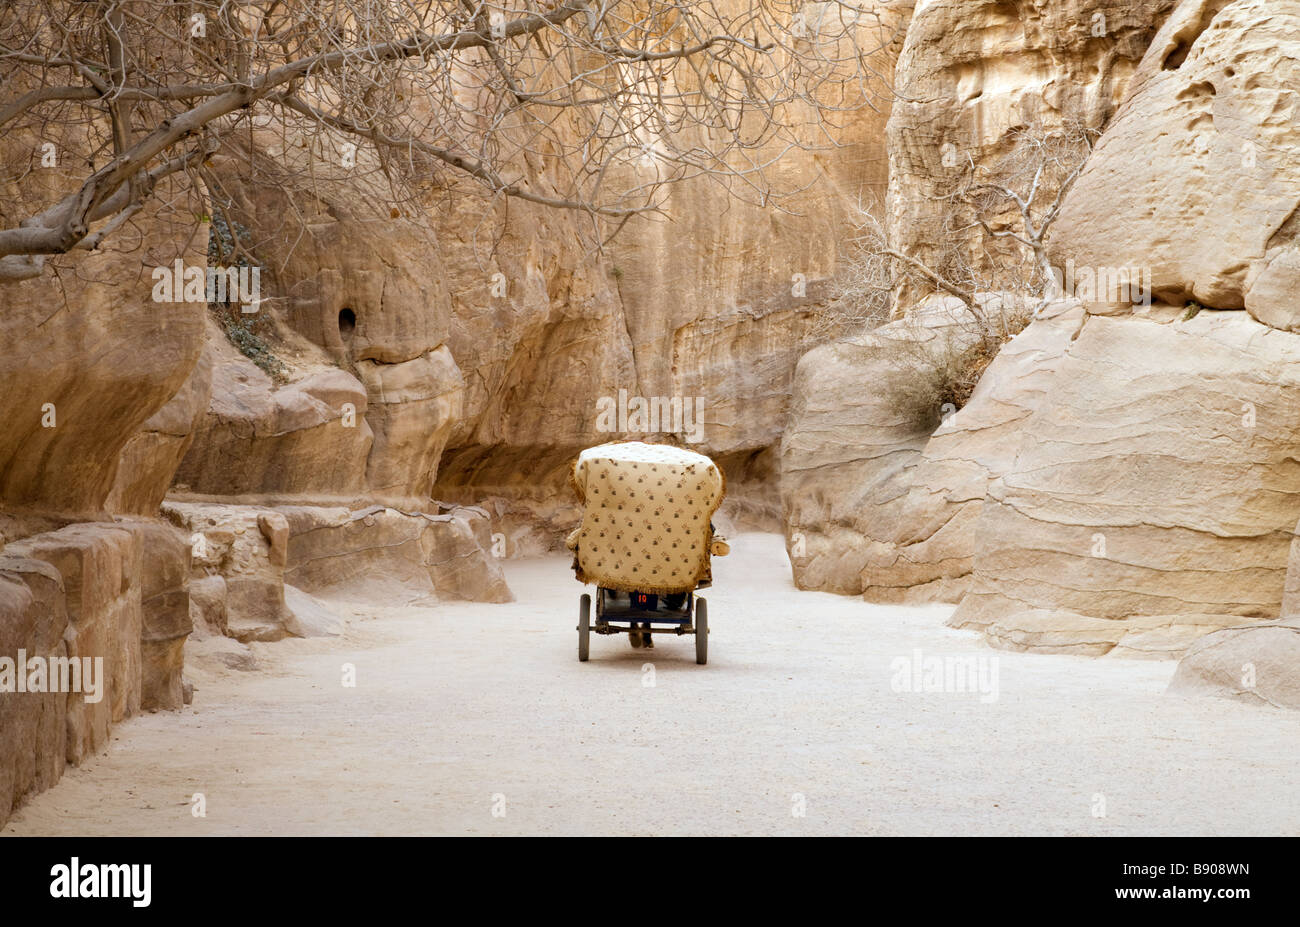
left=339, top=307, right=357, bottom=343
left=1163, top=39, right=1193, bottom=70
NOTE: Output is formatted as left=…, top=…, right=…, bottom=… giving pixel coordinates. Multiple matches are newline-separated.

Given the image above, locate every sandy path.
left=4, top=533, right=1297, bottom=836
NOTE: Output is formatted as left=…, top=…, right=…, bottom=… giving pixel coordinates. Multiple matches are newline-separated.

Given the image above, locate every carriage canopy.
left=568, top=441, right=725, bottom=594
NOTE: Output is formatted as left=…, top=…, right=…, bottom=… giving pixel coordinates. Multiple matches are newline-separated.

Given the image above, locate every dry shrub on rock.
left=821, top=116, right=1096, bottom=424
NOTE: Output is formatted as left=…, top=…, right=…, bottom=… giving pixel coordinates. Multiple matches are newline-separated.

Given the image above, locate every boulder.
left=780, top=299, right=993, bottom=594
left=162, top=502, right=292, bottom=643
left=1168, top=618, right=1300, bottom=708
left=280, top=504, right=513, bottom=604
left=862, top=305, right=1081, bottom=603
left=184, top=635, right=259, bottom=674
left=952, top=311, right=1300, bottom=643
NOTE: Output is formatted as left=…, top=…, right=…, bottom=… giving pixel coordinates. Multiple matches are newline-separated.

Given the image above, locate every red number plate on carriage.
left=633, top=592, right=657, bottom=608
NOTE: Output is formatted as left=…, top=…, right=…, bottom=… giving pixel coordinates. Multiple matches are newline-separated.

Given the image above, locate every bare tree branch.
left=0, top=0, right=900, bottom=280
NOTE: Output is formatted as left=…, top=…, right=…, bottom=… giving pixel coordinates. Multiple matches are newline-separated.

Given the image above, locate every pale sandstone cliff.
left=6, top=0, right=1300, bottom=830
left=886, top=0, right=1177, bottom=309
left=0, top=0, right=905, bottom=824
left=783, top=0, right=1300, bottom=682
left=0, top=154, right=202, bottom=822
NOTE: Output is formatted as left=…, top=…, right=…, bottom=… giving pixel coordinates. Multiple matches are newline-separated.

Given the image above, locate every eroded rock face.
left=780, top=300, right=983, bottom=594
left=429, top=7, right=904, bottom=520
left=1168, top=618, right=1300, bottom=707
left=105, top=348, right=214, bottom=517
left=606, top=147, right=891, bottom=458
left=1051, top=0, right=1300, bottom=324
left=952, top=311, right=1300, bottom=644
left=785, top=299, right=1300, bottom=657
left=162, top=501, right=292, bottom=644
left=173, top=324, right=374, bottom=502
left=0, top=130, right=205, bottom=821
left=714, top=447, right=783, bottom=533
left=199, top=155, right=636, bottom=511
left=0, top=518, right=191, bottom=827
left=0, top=190, right=206, bottom=516
left=862, top=306, right=1081, bottom=603
left=281, top=504, right=512, bottom=604
left=188, top=159, right=636, bottom=512
left=778, top=298, right=1073, bottom=601
left=0, top=127, right=203, bottom=518
left=194, top=160, right=479, bottom=506
left=356, top=346, right=464, bottom=503
left=434, top=446, right=586, bottom=556
left=159, top=3, right=903, bottom=535
left=886, top=0, right=1175, bottom=309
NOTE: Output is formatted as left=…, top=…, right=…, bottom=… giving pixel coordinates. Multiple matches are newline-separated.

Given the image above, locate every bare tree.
left=0, top=0, right=902, bottom=282
left=960, top=117, right=1100, bottom=309
left=827, top=117, right=1099, bottom=349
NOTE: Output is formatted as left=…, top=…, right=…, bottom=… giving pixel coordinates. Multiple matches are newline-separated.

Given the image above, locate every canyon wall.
left=0, top=152, right=203, bottom=823
left=432, top=8, right=907, bottom=543
left=7, top=0, right=1300, bottom=826
left=783, top=0, right=1300, bottom=677
left=0, top=0, right=905, bottom=822
left=886, top=0, right=1178, bottom=309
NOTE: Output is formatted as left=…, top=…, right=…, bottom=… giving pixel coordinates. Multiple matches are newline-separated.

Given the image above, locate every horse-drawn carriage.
left=566, top=442, right=728, bottom=664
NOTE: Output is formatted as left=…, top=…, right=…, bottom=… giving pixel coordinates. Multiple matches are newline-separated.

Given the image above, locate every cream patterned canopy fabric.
left=569, top=442, right=726, bottom=594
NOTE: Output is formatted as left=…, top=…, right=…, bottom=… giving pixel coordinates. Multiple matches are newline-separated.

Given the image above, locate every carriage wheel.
left=578, top=594, right=591, bottom=662
left=694, top=597, right=708, bottom=665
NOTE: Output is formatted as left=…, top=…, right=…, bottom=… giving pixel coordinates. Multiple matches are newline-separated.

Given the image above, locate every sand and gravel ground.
left=4, top=533, right=1297, bottom=836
